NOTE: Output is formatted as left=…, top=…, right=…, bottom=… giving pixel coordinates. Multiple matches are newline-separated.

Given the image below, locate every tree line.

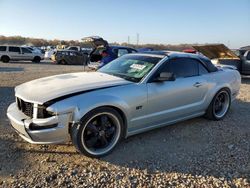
left=0, top=35, right=194, bottom=51
left=0, top=35, right=81, bottom=47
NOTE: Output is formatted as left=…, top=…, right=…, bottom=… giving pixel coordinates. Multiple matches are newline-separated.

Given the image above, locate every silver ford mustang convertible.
left=7, top=51, right=241, bottom=157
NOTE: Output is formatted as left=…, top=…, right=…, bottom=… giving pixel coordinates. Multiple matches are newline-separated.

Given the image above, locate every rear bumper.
left=7, top=103, right=70, bottom=144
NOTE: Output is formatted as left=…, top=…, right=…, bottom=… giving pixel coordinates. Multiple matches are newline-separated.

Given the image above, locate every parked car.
left=7, top=51, right=241, bottom=157
left=7, top=52, right=241, bottom=157
left=0, top=45, right=44, bottom=63
left=239, top=45, right=250, bottom=57
left=53, top=50, right=87, bottom=65
left=192, top=44, right=250, bottom=75
left=82, top=36, right=137, bottom=69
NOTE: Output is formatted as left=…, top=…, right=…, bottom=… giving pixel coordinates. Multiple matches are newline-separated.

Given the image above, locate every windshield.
left=98, top=55, right=162, bottom=82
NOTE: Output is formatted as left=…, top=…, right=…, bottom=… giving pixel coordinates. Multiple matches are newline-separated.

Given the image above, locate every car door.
left=70, top=51, right=84, bottom=65
left=145, top=58, right=209, bottom=128
left=242, top=51, right=250, bottom=74
left=8, top=46, right=22, bottom=60
left=21, top=47, right=34, bottom=60
left=63, top=51, right=74, bottom=64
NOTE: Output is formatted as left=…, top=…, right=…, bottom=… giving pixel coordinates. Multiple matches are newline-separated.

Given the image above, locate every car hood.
left=15, top=72, right=132, bottom=104
left=192, top=44, right=239, bottom=60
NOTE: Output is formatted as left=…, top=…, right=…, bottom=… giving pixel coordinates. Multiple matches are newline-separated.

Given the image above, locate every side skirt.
left=126, top=111, right=205, bottom=137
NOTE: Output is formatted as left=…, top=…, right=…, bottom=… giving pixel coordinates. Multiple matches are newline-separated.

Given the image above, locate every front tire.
left=205, top=89, right=231, bottom=120
left=71, top=107, right=123, bottom=158
left=1, top=56, right=10, bottom=63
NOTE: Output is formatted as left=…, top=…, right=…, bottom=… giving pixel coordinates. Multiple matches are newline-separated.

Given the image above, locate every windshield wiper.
left=117, top=74, right=138, bottom=82
left=105, top=72, right=138, bottom=82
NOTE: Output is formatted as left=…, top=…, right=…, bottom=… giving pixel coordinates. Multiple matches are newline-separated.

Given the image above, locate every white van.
left=0, top=45, right=44, bottom=63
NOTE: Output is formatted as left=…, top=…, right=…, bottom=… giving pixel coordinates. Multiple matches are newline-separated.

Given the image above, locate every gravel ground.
left=0, top=61, right=249, bottom=187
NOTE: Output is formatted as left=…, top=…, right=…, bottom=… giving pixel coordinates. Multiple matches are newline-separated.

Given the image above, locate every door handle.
left=193, top=82, right=202, bottom=87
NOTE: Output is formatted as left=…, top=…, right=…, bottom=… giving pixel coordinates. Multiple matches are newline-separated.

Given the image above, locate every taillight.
left=183, top=49, right=197, bottom=54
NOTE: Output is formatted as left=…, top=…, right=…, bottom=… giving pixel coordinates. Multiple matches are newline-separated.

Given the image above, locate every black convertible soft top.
left=142, top=50, right=218, bottom=72
left=197, top=55, right=218, bottom=72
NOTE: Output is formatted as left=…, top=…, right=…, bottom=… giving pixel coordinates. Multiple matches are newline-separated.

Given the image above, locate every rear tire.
left=1, top=56, right=10, bottom=63
left=71, top=107, right=124, bottom=158
left=205, top=88, right=231, bottom=120
left=61, top=59, right=67, bottom=65
left=33, top=56, right=41, bottom=63
left=58, top=59, right=67, bottom=65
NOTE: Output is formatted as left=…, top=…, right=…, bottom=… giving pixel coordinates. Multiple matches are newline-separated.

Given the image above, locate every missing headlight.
left=37, top=105, right=54, bottom=118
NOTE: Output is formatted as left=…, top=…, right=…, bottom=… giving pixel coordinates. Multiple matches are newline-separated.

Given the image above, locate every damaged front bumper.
left=7, top=102, right=71, bottom=144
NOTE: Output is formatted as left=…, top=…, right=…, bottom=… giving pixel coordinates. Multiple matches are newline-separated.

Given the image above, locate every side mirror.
left=155, top=72, right=175, bottom=82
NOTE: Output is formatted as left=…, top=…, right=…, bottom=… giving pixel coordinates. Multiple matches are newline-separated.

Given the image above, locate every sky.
left=0, top=0, right=249, bottom=48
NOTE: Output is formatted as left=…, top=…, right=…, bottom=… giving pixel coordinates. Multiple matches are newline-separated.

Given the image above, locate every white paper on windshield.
left=130, top=64, right=146, bottom=70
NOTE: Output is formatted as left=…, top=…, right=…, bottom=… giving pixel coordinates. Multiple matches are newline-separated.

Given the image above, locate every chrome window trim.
left=140, top=56, right=169, bottom=84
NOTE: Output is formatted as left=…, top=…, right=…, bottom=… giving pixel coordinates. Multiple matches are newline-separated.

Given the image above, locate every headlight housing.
left=37, top=105, right=54, bottom=118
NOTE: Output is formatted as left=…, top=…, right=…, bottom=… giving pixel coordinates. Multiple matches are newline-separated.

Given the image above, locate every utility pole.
left=136, top=33, right=139, bottom=46
left=128, top=36, right=130, bottom=45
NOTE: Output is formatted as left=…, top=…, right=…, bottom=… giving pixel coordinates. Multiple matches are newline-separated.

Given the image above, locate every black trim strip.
left=29, top=123, right=58, bottom=130
left=43, top=84, right=131, bottom=107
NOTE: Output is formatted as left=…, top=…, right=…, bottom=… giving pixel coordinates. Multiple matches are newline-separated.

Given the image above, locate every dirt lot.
left=0, top=61, right=249, bottom=187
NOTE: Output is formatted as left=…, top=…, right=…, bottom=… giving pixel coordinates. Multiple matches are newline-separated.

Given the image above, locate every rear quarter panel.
left=203, top=69, right=240, bottom=107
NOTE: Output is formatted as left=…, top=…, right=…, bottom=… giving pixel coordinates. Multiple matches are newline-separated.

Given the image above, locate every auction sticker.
left=130, top=64, right=146, bottom=70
